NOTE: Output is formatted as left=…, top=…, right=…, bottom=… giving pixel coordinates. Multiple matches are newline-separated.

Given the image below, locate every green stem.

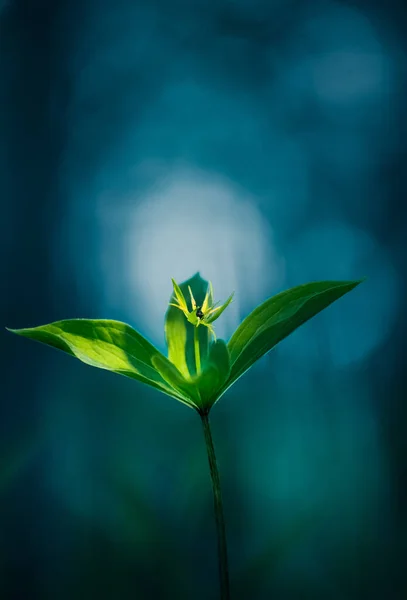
left=200, top=412, right=230, bottom=600
left=194, top=326, right=201, bottom=375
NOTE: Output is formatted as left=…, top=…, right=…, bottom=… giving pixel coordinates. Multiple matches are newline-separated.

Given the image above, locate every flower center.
left=196, top=307, right=204, bottom=319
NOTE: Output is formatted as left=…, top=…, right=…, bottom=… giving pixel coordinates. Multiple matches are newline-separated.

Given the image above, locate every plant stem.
left=194, top=326, right=201, bottom=375
left=200, top=412, right=230, bottom=600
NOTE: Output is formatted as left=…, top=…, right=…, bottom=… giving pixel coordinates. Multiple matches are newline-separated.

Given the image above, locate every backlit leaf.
left=197, top=339, right=231, bottom=409
left=7, top=319, right=189, bottom=405
left=225, top=280, right=362, bottom=392
left=165, top=273, right=212, bottom=378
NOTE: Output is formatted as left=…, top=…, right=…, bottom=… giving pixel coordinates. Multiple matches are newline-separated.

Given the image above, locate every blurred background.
left=1, top=0, right=406, bottom=598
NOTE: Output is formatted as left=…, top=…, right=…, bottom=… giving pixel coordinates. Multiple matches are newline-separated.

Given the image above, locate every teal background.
left=1, top=0, right=406, bottom=598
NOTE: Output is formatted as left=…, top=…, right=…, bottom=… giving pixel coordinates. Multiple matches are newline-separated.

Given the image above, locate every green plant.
left=7, top=272, right=362, bottom=599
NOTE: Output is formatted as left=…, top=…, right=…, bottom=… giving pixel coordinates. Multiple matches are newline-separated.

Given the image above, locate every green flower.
left=169, top=277, right=234, bottom=340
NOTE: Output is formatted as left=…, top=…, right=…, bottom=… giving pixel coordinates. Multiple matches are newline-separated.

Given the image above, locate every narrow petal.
left=205, top=292, right=234, bottom=324
left=188, top=286, right=197, bottom=310
left=204, top=301, right=221, bottom=317
left=169, top=302, right=189, bottom=320
left=169, top=302, right=181, bottom=309
left=171, top=278, right=188, bottom=312
left=201, top=282, right=211, bottom=313
left=209, top=281, right=214, bottom=305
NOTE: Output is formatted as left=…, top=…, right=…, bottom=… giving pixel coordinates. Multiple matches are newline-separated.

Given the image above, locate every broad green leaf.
left=165, top=296, right=190, bottom=378
left=225, top=280, right=362, bottom=390
left=151, top=354, right=201, bottom=408
left=165, top=273, right=212, bottom=378
left=196, top=363, right=219, bottom=407
left=196, top=339, right=231, bottom=408
left=7, top=319, right=189, bottom=405
left=208, top=339, right=231, bottom=386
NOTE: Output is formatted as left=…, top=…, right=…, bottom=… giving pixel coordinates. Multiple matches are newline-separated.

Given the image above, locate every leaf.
left=209, top=339, right=231, bottom=383
left=165, top=296, right=190, bottom=378
left=196, top=339, right=231, bottom=408
left=165, top=273, right=212, bottom=378
left=7, top=319, right=192, bottom=406
left=225, top=280, right=363, bottom=390
left=151, top=354, right=201, bottom=408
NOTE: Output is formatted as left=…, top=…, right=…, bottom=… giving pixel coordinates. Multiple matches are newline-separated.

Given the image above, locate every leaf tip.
left=6, top=325, right=42, bottom=337
left=349, top=278, right=366, bottom=290
left=6, top=326, right=22, bottom=335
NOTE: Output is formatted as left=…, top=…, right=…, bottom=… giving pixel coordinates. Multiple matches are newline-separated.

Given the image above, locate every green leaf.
left=208, top=339, right=231, bottom=386
left=165, top=273, right=212, bottom=378
left=151, top=354, right=201, bottom=408
left=7, top=319, right=191, bottom=406
left=225, top=280, right=363, bottom=390
left=196, top=339, right=231, bottom=409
